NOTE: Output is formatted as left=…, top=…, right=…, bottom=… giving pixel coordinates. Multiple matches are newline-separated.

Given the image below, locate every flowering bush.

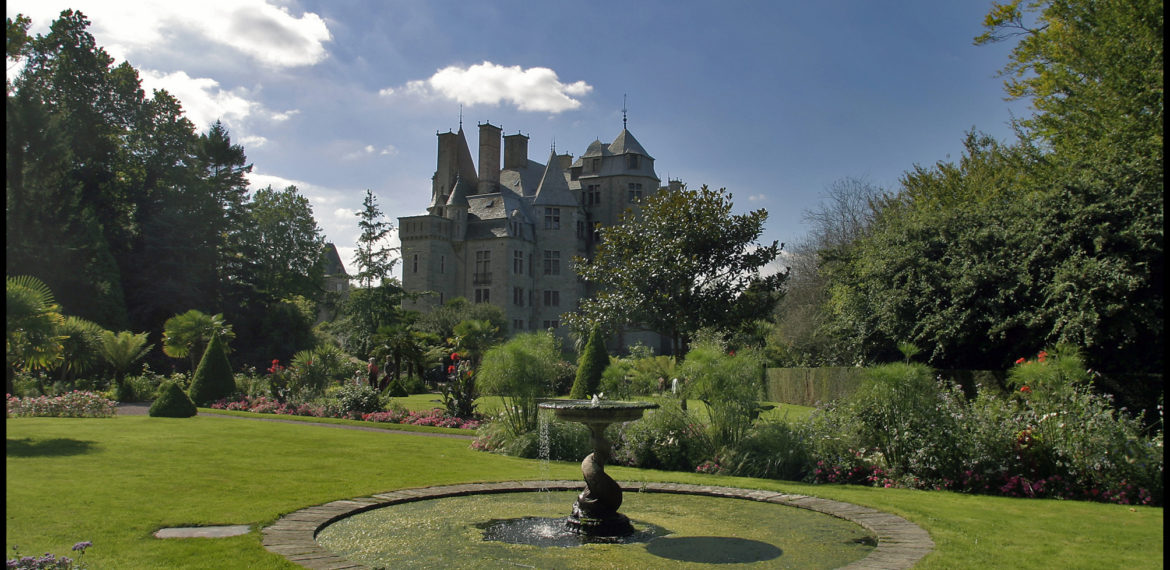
left=7, top=541, right=91, bottom=569
left=7, top=392, right=117, bottom=418
left=208, top=395, right=480, bottom=429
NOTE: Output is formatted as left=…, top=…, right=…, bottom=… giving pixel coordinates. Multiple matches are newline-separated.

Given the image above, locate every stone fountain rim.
left=538, top=399, right=660, bottom=410
left=262, top=480, right=934, bottom=569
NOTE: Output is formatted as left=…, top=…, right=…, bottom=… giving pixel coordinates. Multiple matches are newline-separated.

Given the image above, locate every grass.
left=7, top=415, right=1162, bottom=569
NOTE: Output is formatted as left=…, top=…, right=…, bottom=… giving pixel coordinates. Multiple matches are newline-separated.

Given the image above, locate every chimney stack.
left=478, top=122, right=501, bottom=194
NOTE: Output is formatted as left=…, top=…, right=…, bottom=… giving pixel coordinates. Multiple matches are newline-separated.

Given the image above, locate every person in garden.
left=366, top=357, right=379, bottom=388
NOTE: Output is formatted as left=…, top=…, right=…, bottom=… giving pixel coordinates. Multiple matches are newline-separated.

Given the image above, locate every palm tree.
left=162, top=310, right=234, bottom=371
left=52, top=316, right=106, bottom=385
left=6, top=275, right=65, bottom=394
left=99, top=330, right=153, bottom=399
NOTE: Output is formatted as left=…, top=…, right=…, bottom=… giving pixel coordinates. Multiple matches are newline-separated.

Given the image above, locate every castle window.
left=590, top=158, right=600, bottom=172
left=576, top=221, right=586, bottom=240
left=543, top=290, right=560, bottom=307
left=412, top=254, right=419, bottom=273
left=542, top=320, right=561, bottom=330
left=474, top=250, right=491, bottom=284
left=628, top=183, right=643, bottom=202
left=440, top=255, right=445, bottom=274
left=586, top=184, right=601, bottom=206
left=513, top=319, right=525, bottom=331
left=475, top=288, right=490, bottom=303
left=513, top=287, right=524, bottom=306
left=513, top=250, right=524, bottom=275
left=544, top=207, right=561, bottom=230
left=627, top=155, right=639, bottom=169
left=543, top=250, right=560, bottom=276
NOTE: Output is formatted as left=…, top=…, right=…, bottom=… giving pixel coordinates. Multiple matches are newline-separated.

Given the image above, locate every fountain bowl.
left=538, top=399, right=659, bottom=424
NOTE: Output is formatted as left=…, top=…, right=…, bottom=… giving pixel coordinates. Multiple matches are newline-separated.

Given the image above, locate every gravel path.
left=115, top=402, right=476, bottom=439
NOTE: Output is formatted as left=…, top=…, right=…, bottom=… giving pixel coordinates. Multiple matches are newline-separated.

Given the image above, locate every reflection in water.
left=646, top=536, right=784, bottom=564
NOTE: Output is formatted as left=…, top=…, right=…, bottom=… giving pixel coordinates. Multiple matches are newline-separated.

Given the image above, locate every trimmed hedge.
left=569, top=328, right=608, bottom=399
left=150, top=382, right=197, bottom=417
left=187, top=334, right=236, bottom=406
left=764, top=367, right=1006, bottom=406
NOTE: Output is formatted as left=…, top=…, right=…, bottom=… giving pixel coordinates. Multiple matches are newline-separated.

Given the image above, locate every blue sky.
left=7, top=0, right=1030, bottom=279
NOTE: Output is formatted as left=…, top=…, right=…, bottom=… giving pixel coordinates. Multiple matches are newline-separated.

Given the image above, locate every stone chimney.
left=503, top=132, right=529, bottom=170
left=478, top=122, right=501, bottom=194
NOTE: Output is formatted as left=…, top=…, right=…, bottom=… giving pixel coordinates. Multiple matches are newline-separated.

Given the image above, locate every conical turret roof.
left=608, top=128, right=651, bottom=158
left=446, top=174, right=472, bottom=208
left=533, top=152, right=578, bottom=206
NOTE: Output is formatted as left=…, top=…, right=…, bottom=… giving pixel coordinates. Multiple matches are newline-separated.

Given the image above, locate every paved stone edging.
left=263, top=481, right=933, bottom=569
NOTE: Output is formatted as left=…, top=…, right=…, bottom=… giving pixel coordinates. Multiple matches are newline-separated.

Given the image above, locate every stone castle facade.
left=399, top=121, right=678, bottom=348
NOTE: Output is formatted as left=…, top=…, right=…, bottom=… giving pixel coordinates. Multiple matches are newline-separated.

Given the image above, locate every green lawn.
left=6, top=415, right=1161, bottom=569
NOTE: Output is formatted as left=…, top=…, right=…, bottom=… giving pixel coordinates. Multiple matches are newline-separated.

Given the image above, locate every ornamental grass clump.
left=6, top=391, right=117, bottom=418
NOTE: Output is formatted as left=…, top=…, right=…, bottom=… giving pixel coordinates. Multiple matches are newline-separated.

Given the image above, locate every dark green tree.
left=246, top=185, right=326, bottom=301
left=187, top=333, right=236, bottom=406
left=568, top=185, right=785, bottom=355
left=353, top=189, right=397, bottom=289
left=569, top=327, right=608, bottom=399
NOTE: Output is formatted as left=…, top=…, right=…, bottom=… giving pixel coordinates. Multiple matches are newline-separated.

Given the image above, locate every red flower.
left=451, top=352, right=460, bottom=361
left=728, top=350, right=736, bottom=356
left=1037, top=350, right=1048, bottom=363
left=1020, top=385, right=1032, bottom=394
left=1015, top=357, right=1026, bottom=365
left=447, top=365, right=455, bottom=374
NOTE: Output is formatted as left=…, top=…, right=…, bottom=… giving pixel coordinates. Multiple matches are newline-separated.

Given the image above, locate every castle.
left=399, top=120, right=678, bottom=350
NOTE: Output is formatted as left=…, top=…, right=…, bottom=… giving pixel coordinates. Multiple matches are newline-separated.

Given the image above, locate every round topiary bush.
left=187, top=333, right=236, bottom=406
left=150, top=381, right=197, bottom=417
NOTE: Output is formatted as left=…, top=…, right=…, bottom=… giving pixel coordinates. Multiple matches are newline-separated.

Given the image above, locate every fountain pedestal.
left=540, top=400, right=658, bottom=537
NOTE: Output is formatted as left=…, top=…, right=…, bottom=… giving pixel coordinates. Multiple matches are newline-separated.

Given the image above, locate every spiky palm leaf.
left=6, top=275, right=66, bottom=371
left=100, top=330, right=153, bottom=381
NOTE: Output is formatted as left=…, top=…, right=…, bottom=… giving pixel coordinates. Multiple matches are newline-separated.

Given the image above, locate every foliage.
left=98, top=330, right=152, bottom=384
left=207, top=395, right=481, bottom=430
left=370, top=325, right=433, bottom=388
left=353, top=189, right=397, bottom=288
left=569, top=327, right=608, bottom=399
left=715, top=419, right=813, bottom=481
left=611, top=399, right=710, bottom=472
left=678, top=338, right=767, bottom=449
left=471, top=412, right=590, bottom=460
left=568, top=184, right=785, bottom=355
left=598, top=357, right=635, bottom=400
left=148, top=381, right=197, bottom=418
left=476, top=332, right=560, bottom=435
left=331, top=383, right=384, bottom=419
left=441, top=353, right=478, bottom=420
left=330, top=283, right=408, bottom=358
left=6, top=390, right=116, bottom=418
left=49, top=316, right=105, bottom=386
left=161, top=310, right=234, bottom=372
left=244, top=185, right=326, bottom=301
left=186, top=334, right=236, bottom=406
left=286, top=344, right=350, bottom=399
left=6, top=275, right=66, bottom=383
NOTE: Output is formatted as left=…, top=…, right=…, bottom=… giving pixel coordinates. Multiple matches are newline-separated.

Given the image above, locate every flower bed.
left=7, top=392, right=118, bottom=418
left=209, top=395, right=480, bottom=430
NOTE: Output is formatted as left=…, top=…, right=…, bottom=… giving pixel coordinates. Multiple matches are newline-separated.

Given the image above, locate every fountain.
left=538, top=396, right=658, bottom=537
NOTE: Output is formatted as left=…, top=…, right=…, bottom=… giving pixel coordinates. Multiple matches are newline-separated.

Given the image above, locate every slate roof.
left=608, top=129, right=651, bottom=158
left=533, top=152, right=579, bottom=206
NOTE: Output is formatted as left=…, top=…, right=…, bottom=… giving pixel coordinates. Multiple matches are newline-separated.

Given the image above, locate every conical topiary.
left=150, top=381, right=197, bottom=417
left=187, top=333, right=236, bottom=406
left=569, top=327, right=609, bottom=399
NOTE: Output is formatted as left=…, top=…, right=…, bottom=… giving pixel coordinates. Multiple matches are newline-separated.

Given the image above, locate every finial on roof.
left=622, top=94, right=628, bottom=129
left=551, top=137, right=556, bottom=154
left=458, top=105, right=463, bottom=130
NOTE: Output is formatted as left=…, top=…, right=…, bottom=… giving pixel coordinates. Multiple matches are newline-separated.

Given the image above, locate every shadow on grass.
left=7, top=437, right=99, bottom=457
left=645, top=536, right=783, bottom=563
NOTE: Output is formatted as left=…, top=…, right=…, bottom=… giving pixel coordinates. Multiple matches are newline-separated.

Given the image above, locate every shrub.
left=720, top=419, right=812, bottom=481
left=569, top=327, right=607, bottom=399
left=476, top=332, right=560, bottom=435
left=598, top=357, right=635, bottom=400
left=149, top=382, right=197, bottom=418
left=612, top=399, right=710, bottom=471
left=472, top=410, right=590, bottom=460
left=6, top=391, right=118, bottom=418
left=679, top=340, right=766, bottom=449
left=332, top=384, right=383, bottom=419
left=187, top=334, right=236, bottom=406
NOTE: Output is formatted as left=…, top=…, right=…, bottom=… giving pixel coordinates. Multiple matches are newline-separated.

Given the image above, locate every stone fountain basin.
left=538, top=400, right=658, bottom=424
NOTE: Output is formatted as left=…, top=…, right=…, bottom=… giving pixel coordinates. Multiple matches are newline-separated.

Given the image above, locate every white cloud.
left=139, top=69, right=258, bottom=131
left=12, top=0, right=332, bottom=69
left=270, top=109, right=300, bottom=122
left=748, top=193, right=768, bottom=202
left=239, top=135, right=269, bottom=148
left=397, top=61, right=592, bottom=113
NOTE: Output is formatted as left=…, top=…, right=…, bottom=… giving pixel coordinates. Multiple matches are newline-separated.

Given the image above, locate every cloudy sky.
left=8, top=0, right=1029, bottom=279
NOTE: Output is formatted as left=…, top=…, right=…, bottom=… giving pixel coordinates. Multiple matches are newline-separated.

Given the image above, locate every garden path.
left=115, top=403, right=476, bottom=440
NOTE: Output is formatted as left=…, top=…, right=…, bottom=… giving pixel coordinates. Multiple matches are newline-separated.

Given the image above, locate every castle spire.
left=622, top=94, right=628, bottom=130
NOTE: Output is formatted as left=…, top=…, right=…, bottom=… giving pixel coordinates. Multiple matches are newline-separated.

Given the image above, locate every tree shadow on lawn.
left=6, top=437, right=99, bottom=457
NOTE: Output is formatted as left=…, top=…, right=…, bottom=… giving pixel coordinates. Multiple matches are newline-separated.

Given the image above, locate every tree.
left=353, top=189, right=397, bottom=289
left=246, top=185, right=326, bottom=301
left=569, top=327, right=608, bottom=399
left=99, top=330, right=153, bottom=399
left=162, top=310, right=234, bottom=371
left=477, top=332, right=560, bottom=435
left=568, top=185, right=785, bottom=355
left=187, top=333, right=235, bottom=406
left=52, top=316, right=106, bottom=385
left=6, top=275, right=65, bottom=393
